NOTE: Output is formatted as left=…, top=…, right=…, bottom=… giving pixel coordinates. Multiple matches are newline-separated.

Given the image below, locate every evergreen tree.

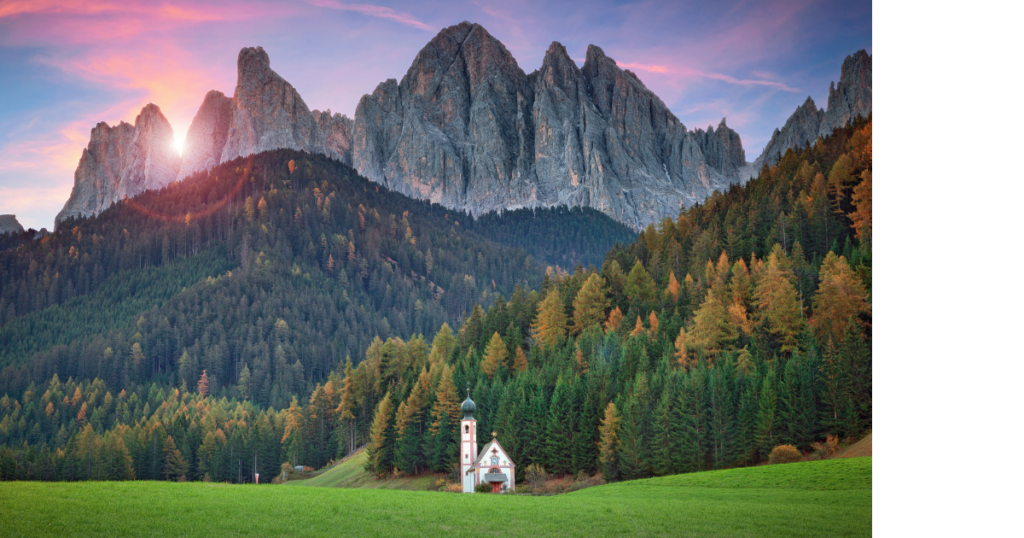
left=544, top=375, right=575, bottom=475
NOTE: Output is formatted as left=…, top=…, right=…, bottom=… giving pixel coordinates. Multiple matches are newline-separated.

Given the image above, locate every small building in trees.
left=460, top=391, right=515, bottom=493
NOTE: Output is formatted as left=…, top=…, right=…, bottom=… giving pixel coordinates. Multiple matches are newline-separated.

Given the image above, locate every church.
left=461, top=390, right=516, bottom=493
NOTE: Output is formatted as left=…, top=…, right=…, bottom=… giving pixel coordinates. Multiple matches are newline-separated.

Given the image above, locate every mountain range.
left=54, top=22, right=871, bottom=231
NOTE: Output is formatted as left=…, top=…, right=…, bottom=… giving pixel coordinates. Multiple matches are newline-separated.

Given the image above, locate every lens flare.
left=123, top=160, right=251, bottom=223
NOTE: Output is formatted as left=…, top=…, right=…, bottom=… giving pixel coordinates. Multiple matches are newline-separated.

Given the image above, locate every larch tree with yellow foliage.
left=754, top=247, right=806, bottom=354
left=531, top=287, right=567, bottom=352
left=686, top=288, right=737, bottom=359
left=812, top=252, right=870, bottom=345
left=481, top=332, right=508, bottom=379
left=572, top=273, right=610, bottom=334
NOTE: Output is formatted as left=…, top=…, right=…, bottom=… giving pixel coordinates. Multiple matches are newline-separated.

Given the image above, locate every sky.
left=0, top=0, right=871, bottom=231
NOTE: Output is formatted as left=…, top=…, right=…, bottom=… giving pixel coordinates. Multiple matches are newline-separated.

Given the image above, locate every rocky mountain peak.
left=0, top=215, right=24, bottom=235
left=819, top=49, right=871, bottom=138
left=56, top=103, right=180, bottom=227
left=755, top=50, right=871, bottom=168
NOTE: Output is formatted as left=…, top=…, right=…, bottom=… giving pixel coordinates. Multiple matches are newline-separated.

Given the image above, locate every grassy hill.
left=285, top=448, right=438, bottom=491
left=1, top=457, right=870, bottom=537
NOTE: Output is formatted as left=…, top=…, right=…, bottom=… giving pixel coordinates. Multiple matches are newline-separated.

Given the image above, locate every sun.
left=173, top=133, right=186, bottom=155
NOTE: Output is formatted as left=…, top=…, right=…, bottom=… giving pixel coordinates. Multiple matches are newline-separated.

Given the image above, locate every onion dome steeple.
left=461, top=383, right=476, bottom=420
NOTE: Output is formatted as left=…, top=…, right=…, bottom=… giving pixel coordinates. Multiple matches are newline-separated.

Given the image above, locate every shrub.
left=474, top=482, right=492, bottom=493
left=524, top=463, right=548, bottom=493
left=811, top=435, right=841, bottom=459
left=768, top=445, right=804, bottom=464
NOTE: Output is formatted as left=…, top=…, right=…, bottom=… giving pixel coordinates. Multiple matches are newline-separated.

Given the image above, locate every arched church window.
left=464, top=425, right=469, bottom=434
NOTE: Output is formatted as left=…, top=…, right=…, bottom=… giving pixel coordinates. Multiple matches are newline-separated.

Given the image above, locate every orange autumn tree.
left=686, top=288, right=736, bottom=359
left=604, top=306, right=623, bottom=334
left=531, top=287, right=567, bottom=352
left=753, top=246, right=806, bottom=354
left=572, top=273, right=610, bottom=334
left=811, top=252, right=870, bottom=345
left=849, top=170, right=872, bottom=240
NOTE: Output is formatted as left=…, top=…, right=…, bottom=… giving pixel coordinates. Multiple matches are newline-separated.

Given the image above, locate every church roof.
left=471, top=437, right=514, bottom=469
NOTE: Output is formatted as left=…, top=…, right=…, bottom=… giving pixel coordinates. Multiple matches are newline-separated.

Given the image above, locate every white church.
left=460, top=391, right=516, bottom=493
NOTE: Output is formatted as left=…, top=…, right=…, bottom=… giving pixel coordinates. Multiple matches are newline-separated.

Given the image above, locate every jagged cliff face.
left=819, top=50, right=872, bottom=139
left=56, top=104, right=180, bottom=226
left=755, top=50, right=872, bottom=169
left=0, top=215, right=24, bottom=235
left=177, top=47, right=353, bottom=183
left=58, top=26, right=865, bottom=232
left=353, top=22, right=749, bottom=230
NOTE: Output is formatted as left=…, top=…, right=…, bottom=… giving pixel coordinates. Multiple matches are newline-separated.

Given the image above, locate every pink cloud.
left=308, top=0, right=432, bottom=31
left=617, top=61, right=799, bottom=92
left=34, top=42, right=224, bottom=143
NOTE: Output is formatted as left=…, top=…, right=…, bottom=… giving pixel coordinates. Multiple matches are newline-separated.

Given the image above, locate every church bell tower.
left=460, top=386, right=478, bottom=493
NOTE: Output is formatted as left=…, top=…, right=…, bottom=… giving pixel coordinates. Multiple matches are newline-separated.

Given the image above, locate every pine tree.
left=755, top=368, right=778, bottom=459
left=237, top=363, right=251, bottom=400
left=617, top=373, right=652, bottom=480
left=705, top=366, right=733, bottom=469
left=162, top=436, right=188, bottom=481
left=394, top=368, right=431, bottom=473
left=178, top=350, right=193, bottom=391
left=651, top=377, right=680, bottom=475
left=544, top=375, right=575, bottom=475
left=571, top=387, right=598, bottom=475
left=677, top=369, right=705, bottom=473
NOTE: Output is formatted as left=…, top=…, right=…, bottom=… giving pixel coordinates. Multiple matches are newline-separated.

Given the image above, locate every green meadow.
left=0, top=457, right=870, bottom=538
left=286, top=448, right=438, bottom=490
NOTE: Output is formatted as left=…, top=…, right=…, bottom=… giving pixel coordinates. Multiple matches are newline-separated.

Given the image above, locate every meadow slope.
left=0, top=457, right=870, bottom=538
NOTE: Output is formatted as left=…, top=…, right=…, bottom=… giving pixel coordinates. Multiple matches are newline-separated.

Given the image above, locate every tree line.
left=0, top=118, right=871, bottom=483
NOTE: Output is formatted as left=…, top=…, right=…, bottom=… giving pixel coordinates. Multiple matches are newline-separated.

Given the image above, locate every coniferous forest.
left=0, top=118, right=871, bottom=484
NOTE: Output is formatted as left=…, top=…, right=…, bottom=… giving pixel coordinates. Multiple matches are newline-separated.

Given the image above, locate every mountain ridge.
left=55, top=24, right=869, bottom=231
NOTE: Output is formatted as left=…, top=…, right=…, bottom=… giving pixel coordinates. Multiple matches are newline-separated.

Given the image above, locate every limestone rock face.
left=56, top=104, right=180, bottom=226
left=0, top=215, right=24, bottom=235
left=313, top=109, right=354, bottom=167
left=177, top=90, right=233, bottom=181
left=819, top=50, right=872, bottom=138
left=754, top=97, right=825, bottom=170
left=178, top=47, right=353, bottom=179
left=754, top=50, right=872, bottom=168
left=352, top=23, right=750, bottom=230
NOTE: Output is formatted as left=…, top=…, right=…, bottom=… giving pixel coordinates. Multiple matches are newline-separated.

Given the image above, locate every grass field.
left=0, top=457, right=870, bottom=538
left=285, top=448, right=437, bottom=490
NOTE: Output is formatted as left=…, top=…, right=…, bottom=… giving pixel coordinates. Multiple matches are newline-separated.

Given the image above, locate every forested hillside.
left=0, top=150, right=631, bottom=407
left=0, top=118, right=870, bottom=484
